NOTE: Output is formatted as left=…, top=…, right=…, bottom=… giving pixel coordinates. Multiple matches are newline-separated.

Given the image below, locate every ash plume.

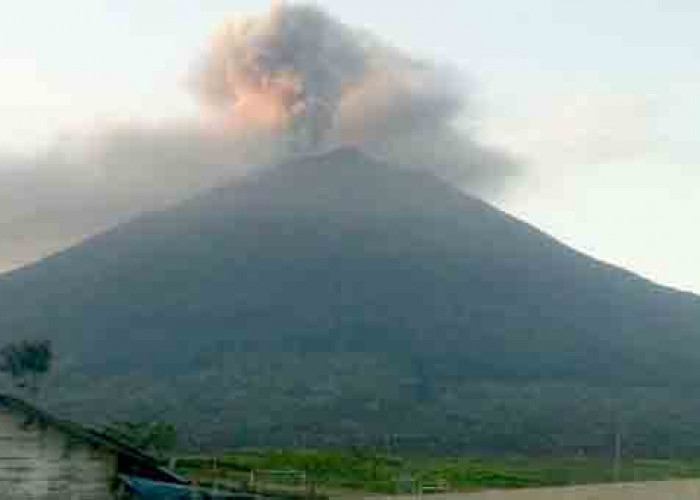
left=193, top=2, right=517, bottom=186
left=194, top=3, right=366, bottom=149
left=0, top=2, right=518, bottom=272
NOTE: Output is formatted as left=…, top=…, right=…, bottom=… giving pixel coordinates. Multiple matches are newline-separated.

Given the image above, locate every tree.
left=0, top=340, right=53, bottom=398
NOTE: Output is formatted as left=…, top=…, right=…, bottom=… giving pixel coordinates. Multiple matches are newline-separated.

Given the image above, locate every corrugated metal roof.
left=120, top=475, right=260, bottom=499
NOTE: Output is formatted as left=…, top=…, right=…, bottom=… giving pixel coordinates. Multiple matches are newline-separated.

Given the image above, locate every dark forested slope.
left=2, top=148, right=700, bottom=453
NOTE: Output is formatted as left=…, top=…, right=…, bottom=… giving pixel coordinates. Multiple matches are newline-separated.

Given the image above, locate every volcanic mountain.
left=2, top=148, right=700, bottom=453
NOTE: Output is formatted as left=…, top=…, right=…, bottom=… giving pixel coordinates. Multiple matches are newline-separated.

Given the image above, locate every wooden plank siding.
left=0, top=409, right=117, bottom=499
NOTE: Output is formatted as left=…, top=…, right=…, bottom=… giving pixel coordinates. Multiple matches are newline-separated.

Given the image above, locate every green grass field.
left=171, top=449, right=700, bottom=496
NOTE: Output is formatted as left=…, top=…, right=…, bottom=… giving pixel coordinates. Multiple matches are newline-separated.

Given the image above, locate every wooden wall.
left=0, top=409, right=117, bottom=499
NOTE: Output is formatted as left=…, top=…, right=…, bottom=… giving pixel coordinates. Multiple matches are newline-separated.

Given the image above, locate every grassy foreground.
left=171, top=449, right=700, bottom=496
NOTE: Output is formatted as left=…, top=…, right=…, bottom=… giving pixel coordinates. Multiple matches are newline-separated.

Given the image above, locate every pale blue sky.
left=1, top=1, right=699, bottom=291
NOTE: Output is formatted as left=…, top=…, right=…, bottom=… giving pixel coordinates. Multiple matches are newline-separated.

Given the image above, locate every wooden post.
left=213, top=457, right=219, bottom=493
left=613, top=430, right=622, bottom=482
left=307, top=477, right=317, bottom=500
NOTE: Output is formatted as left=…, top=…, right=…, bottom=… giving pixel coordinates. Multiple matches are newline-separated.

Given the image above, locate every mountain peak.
left=285, top=146, right=381, bottom=175
left=313, top=145, right=370, bottom=164
left=2, top=147, right=700, bottom=453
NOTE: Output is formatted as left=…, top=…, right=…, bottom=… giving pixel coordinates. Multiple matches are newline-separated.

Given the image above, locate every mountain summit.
left=2, top=149, right=700, bottom=452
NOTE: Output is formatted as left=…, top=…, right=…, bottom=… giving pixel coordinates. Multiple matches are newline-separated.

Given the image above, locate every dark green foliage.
left=176, top=449, right=700, bottom=493
left=0, top=339, right=52, bottom=397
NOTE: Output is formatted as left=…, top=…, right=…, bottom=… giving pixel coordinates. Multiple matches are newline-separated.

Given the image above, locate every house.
left=0, top=393, right=190, bottom=499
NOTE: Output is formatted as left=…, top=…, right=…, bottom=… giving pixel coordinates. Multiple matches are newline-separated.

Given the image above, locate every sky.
left=1, top=0, right=699, bottom=292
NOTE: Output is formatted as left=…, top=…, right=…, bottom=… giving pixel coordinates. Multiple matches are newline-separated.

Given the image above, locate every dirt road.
left=356, top=480, right=700, bottom=500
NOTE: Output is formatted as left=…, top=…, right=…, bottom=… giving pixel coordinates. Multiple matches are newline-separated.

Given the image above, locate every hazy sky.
left=1, top=1, right=699, bottom=292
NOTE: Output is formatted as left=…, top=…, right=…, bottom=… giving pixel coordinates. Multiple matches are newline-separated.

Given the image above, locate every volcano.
left=2, top=148, right=700, bottom=453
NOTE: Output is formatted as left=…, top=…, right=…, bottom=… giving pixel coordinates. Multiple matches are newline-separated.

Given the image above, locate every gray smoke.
left=193, top=2, right=518, bottom=185
left=0, top=125, right=286, bottom=272
left=194, top=3, right=366, bottom=149
left=0, top=2, right=518, bottom=273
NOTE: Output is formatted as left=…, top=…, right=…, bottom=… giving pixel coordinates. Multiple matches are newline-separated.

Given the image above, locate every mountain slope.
left=2, top=148, right=700, bottom=453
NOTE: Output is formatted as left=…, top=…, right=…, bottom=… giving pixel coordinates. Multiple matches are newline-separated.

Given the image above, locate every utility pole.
left=613, top=426, right=622, bottom=482
left=384, top=433, right=392, bottom=456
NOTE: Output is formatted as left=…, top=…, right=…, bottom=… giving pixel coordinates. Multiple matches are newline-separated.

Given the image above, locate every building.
left=0, top=393, right=188, bottom=499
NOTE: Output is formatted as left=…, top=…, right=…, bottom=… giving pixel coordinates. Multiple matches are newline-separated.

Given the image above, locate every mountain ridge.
left=2, top=148, right=700, bottom=453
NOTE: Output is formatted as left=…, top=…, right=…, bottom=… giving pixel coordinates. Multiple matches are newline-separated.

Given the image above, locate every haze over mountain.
left=2, top=148, right=700, bottom=453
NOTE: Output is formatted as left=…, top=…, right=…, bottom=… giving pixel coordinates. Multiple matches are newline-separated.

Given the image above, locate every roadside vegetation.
left=171, top=448, right=700, bottom=496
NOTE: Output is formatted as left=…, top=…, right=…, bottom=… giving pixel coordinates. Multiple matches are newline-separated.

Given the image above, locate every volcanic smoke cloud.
left=0, top=2, right=517, bottom=272
left=192, top=2, right=517, bottom=184
left=194, top=3, right=366, bottom=148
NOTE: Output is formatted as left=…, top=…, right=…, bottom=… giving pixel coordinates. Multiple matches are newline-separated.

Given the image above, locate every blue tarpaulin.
left=120, top=475, right=259, bottom=499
